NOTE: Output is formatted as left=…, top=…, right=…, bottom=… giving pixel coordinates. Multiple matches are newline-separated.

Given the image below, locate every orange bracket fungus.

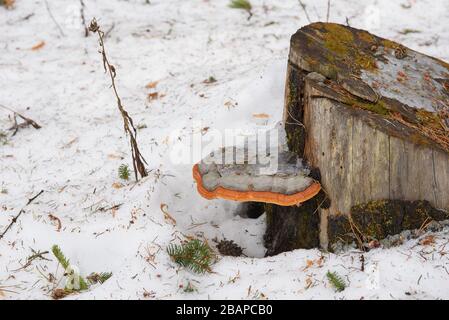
left=192, top=148, right=321, bottom=206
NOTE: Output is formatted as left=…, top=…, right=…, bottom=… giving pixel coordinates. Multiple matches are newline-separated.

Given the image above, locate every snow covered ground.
left=1, top=0, right=449, bottom=300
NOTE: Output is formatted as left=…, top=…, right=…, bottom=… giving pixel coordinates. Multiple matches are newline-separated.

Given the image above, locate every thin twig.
left=88, top=19, right=147, bottom=181
left=0, top=104, right=41, bottom=136
left=298, top=0, right=312, bottom=24
left=44, top=0, right=65, bottom=37
left=326, top=0, right=331, bottom=22
left=348, top=215, right=366, bottom=252
left=80, top=0, right=88, bottom=37
left=12, top=249, right=50, bottom=271
left=0, top=190, right=44, bottom=241
left=104, top=23, right=116, bottom=39
left=286, top=108, right=306, bottom=129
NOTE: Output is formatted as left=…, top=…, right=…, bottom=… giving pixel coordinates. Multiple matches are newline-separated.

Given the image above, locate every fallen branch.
left=96, top=203, right=123, bottom=213
left=88, top=18, right=148, bottom=181
left=0, top=190, right=44, bottom=241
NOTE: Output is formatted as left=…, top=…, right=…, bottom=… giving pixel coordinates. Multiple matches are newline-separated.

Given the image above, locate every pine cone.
left=216, top=239, right=243, bottom=257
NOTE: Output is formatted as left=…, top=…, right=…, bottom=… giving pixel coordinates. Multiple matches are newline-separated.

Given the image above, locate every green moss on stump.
left=328, top=200, right=449, bottom=250
left=291, top=22, right=449, bottom=153
left=285, top=64, right=307, bottom=155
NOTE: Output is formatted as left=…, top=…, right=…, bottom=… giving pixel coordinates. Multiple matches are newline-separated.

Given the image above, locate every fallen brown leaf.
left=305, top=276, right=313, bottom=289
left=305, top=259, right=314, bottom=268
left=252, top=113, right=270, bottom=119
left=419, top=235, right=435, bottom=246
left=51, top=288, right=70, bottom=300
left=316, top=256, right=324, bottom=267
left=148, top=92, right=159, bottom=101
left=2, top=0, right=15, bottom=9
left=48, top=214, right=62, bottom=232
left=146, top=81, right=158, bottom=89
left=31, top=41, right=45, bottom=51
left=112, top=182, right=124, bottom=189
left=108, top=153, right=124, bottom=160
left=368, top=239, right=381, bottom=249
left=160, top=203, right=176, bottom=226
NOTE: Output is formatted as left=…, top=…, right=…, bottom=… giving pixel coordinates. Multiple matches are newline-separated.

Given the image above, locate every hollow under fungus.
left=192, top=147, right=321, bottom=206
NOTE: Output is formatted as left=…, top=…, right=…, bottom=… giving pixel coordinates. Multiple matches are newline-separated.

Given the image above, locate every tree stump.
left=264, top=23, right=449, bottom=255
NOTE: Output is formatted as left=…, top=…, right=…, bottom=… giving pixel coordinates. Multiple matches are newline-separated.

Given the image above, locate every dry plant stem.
left=0, top=190, right=44, bottom=241
left=246, top=10, right=253, bottom=21
left=104, top=23, right=116, bottom=39
left=326, top=0, right=331, bottom=22
left=44, top=0, right=65, bottom=37
left=348, top=215, right=366, bottom=251
left=298, top=0, right=312, bottom=24
left=0, top=104, right=42, bottom=136
left=80, top=0, right=88, bottom=37
left=89, top=19, right=147, bottom=181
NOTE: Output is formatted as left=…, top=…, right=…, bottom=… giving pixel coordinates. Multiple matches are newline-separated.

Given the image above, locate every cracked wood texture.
left=264, top=23, right=449, bottom=253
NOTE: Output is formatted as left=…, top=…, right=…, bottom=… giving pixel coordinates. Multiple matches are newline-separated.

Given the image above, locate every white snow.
left=1, top=0, right=449, bottom=300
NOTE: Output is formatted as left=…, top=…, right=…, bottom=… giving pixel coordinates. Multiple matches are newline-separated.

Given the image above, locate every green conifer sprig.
left=52, top=245, right=70, bottom=269
left=167, top=239, right=215, bottom=274
left=87, top=272, right=113, bottom=284
left=98, top=272, right=113, bottom=283
left=51, top=245, right=89, bottom=291
left=0, top=131, right=8, bottom=145
left=229, top=0, right=253, bottom=19
left=118, top=164, right=130, bottom=180
left=183, top=281, right=197, bottom=293
left=229, top=0, right=252, bottom=11
left=326, top=271, right=346, bottom=292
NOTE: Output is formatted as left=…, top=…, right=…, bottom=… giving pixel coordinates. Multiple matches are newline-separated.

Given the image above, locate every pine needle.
left=326, top=271, right=346, bottom=292
left=167, top=239, right=215, bottom=274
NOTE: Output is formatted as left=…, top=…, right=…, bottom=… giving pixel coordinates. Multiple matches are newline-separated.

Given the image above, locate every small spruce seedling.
left=118, top=164, right=130, bottom=180
left=51, top=245, right=113, bottom=294
left=167, top=239, right=215, bottom=274
left=51, top=245, right=89, bottom=291
left=326, top=271, right=346, bottom=292
left=183, top=281, right=197, bottom=293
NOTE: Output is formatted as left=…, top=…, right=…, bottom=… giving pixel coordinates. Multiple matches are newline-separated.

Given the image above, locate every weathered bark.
left=264, top=23, right=449, bottom=253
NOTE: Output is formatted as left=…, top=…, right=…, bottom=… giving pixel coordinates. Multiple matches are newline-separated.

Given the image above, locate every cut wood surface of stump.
left=264, top=22, right=449, bottom=255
